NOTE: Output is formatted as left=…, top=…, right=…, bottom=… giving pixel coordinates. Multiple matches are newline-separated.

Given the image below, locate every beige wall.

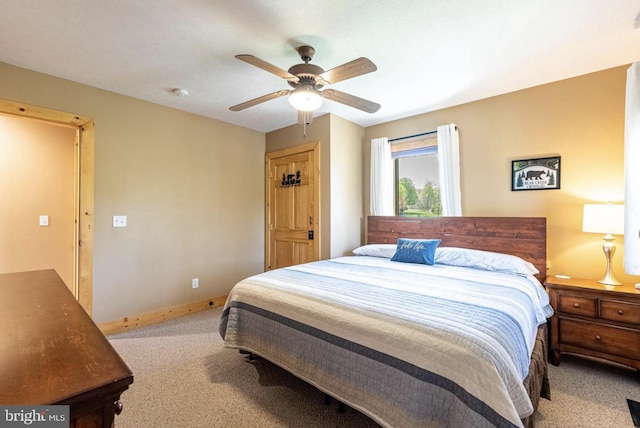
left=0, top=62, right=265, bottom=323
left=329, top=115, right=365, bottom=257
left=365, top=66, right=639, bottom=284
left=266, top=114, right=365, bottom=259
left=0, top=114, right=76, bottom=287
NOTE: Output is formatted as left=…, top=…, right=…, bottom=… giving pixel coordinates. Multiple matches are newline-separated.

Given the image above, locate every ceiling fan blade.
left=316, top=57, right=377, bottom=86
left=229, top=90, right=290, bottom=111
left=321, top=89, right=380, bottom=113
left=235, top=54, right=299, bottom=83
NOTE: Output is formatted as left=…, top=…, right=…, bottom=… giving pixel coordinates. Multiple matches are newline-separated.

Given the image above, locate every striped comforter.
left=219, top=256, right=552, bottom=428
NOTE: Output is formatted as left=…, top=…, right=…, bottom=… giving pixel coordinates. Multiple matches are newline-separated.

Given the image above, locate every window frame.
left=391, top=135, right=439, bottom=217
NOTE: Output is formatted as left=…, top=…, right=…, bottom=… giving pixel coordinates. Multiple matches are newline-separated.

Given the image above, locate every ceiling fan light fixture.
left=288, top=85, right=323, bottom=112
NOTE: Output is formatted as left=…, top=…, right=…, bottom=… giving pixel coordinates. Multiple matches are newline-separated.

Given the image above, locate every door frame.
left=265, top=141, right=321, bottom=270
left=0, top=98, right=94, bottom=315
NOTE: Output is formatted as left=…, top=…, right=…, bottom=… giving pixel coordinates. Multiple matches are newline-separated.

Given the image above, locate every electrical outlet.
left=192, top=278, right=199, bottom=289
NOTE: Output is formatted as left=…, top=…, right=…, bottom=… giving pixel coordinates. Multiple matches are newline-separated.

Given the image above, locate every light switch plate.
left=39, top=215, right=49, bottom=227
left=112, top=215, right=127, bottom=227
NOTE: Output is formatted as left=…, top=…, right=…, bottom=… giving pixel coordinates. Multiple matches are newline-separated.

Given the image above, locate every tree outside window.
left=395, top=150, right=441, bottom=217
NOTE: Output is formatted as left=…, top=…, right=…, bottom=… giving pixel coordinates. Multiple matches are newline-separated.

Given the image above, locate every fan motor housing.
left=287, top=64, right=325, bottom=88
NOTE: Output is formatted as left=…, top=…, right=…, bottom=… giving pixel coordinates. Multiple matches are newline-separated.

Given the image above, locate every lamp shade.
left=288, top=85, right=323, bottom=112
left=582, top=204, right=625, bottom=235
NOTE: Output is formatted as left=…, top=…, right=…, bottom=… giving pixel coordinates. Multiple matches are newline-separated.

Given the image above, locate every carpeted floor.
left=108, top=308, right=640, bottom=427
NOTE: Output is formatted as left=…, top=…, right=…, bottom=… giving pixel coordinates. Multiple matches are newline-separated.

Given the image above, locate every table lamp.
left=582, top=203, right=625, bottom=285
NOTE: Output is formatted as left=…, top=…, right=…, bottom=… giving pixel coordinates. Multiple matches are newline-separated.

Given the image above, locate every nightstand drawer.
left=599, top=299, right=640, bottom=324
left=559, top=318, right=640, bottom=360
left=558, top=294, right=597, bottom=317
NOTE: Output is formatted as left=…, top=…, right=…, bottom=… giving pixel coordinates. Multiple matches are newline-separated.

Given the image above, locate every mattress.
left=220, top=255, right=552, bottom=428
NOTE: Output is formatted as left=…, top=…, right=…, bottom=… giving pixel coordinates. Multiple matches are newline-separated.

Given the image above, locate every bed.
left=219, top=216, right=551, bottom=427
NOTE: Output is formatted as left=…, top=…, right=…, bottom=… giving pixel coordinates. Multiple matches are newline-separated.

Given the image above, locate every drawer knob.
left=573, top=303, right=580, bottom=308
left=595, top=335, right=601, bottom=341
left=617, top=309, right=624, bottom=315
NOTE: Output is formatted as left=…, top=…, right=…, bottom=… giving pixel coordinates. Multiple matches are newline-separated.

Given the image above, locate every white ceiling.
left=1, top=1, right=639, bottom=133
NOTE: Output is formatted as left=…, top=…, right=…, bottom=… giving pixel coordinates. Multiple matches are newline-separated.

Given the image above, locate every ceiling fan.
left=229, top=45, right=380, bottom=122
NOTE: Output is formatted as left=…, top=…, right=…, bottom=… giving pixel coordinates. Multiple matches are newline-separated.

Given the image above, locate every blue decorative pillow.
left=390, top=238, right=441, bottom=265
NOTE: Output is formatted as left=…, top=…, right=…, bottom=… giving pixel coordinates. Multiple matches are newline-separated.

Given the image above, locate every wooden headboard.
left=367, top=216, right=547, bottom=281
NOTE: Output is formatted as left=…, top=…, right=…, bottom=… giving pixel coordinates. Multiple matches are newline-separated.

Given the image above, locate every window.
left=391, top=136, right=441, bottom=217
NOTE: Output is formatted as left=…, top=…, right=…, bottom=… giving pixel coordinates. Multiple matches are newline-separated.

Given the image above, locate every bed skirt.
left=521, top=324, right=551, bottom=428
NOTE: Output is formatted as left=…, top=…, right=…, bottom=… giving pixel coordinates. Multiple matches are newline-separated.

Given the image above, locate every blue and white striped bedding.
left=220, top=256, right=552, bottom=428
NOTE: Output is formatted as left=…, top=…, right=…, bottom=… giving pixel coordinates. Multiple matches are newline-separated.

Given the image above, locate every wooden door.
left=265, top=142, right=320, bottom=270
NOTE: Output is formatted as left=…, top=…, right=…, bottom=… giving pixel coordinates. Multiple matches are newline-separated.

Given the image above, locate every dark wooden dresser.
left=0, top=270, right=133, bottom=427
left=545, top=275, right=640, bottom=370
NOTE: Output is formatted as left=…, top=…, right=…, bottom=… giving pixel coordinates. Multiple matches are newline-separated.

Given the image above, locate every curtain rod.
left=389, top=130, right=437, bottom=142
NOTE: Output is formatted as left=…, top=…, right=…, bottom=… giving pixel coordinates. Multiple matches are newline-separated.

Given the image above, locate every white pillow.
left=435, top=247, right=539, bottom=276
left=352, top=244, right=397, bottom=258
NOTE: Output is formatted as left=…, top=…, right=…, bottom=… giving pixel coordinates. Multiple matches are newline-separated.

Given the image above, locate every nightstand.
left=545, top=276, right=640, bottom=370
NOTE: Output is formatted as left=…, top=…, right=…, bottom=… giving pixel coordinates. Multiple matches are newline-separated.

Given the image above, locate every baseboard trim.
left=98, top=295, right=228, bottom=336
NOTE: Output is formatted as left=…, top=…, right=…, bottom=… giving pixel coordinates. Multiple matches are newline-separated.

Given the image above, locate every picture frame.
left=511, top=156, right=561, bottom=191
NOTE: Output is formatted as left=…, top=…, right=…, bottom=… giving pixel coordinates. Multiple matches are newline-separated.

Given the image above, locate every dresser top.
left=544, top=275, right=640, bottom=297
left=0, top=269, right=133, bottom=405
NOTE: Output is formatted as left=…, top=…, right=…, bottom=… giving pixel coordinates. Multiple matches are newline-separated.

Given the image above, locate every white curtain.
left=370, top=137, right=394, bottom=215
left=437, top=124, right=462, bottom=216
left=624, top=63, right=640, bottom=274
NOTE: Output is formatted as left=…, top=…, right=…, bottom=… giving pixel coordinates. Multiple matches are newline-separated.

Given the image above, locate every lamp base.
left=598, top=236, right=622, bottom=286
left=597, top=277, right=623, bottom=286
